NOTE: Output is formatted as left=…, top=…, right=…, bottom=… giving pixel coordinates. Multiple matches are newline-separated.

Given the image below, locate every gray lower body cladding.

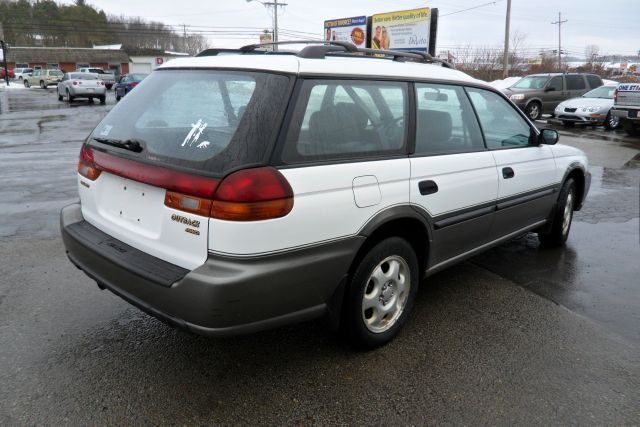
left=60, top=203, right=363, bottom=336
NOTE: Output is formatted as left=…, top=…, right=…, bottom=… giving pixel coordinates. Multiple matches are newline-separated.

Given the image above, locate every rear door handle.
left=418, top=180, right=438, bottom=195
left=502, top=167, right=515, bottom=179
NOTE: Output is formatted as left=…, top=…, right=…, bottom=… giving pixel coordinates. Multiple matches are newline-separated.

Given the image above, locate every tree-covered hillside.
left=0, top=0, right=206, bottom=54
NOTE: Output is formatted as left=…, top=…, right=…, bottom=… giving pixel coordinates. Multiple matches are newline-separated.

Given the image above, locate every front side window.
left=586, top=75, right=603, bottom=89
left=282, top=80, right=408, bottom=163
left=414, top=83, right=484, bottom=156
left=467, top=87, right=532, bottom=149
left=547, top=76, right=563, bottom=91
left=566, top=75, right=586, bottom=90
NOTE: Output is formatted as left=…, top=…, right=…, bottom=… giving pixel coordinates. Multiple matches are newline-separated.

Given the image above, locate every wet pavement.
left=1, top=88, right=639, bottom=424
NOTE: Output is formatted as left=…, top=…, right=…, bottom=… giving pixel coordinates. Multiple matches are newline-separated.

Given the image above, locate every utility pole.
left=248, top=0, right=287, bottom=51
left=0, top=22, right=8, bottom=86
left=502, top=0, right=512, bottom=78
left=262, top=0, right=287, bottom=51
left=551, top=12, right=567, bottom=71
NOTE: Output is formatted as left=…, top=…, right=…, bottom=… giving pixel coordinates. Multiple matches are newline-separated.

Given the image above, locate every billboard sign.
left=370, top=8, right=431, bottom=51
left=323, top=16, right=367, bottom=47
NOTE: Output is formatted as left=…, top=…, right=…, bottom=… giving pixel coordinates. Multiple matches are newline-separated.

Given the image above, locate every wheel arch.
left=327, top=206, right=432, bottom=330
left=562, top=163, right=587, bottom=211
left=354, top=205, right=432, bottom=280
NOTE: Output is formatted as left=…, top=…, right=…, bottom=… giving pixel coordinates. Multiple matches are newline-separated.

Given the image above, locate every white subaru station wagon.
left=61, top=42, right=590, bottom=348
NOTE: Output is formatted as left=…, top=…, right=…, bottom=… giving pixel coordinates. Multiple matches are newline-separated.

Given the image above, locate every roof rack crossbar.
left=195, top=40, right=455, bottom=69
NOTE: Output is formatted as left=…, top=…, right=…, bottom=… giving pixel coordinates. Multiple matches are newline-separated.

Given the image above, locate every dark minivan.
left=502, top=73, right=603, bottom=121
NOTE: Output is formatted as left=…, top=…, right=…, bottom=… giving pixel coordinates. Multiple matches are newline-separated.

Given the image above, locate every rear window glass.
left=50, top=70, right=63, bottom=76
left=89, top=70, right=291, bottom=176
left=74, top=73, right=97, bottom=80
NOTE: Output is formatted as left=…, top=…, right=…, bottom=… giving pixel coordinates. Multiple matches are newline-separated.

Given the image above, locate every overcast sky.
left=64, top=0, right=639, bottom=58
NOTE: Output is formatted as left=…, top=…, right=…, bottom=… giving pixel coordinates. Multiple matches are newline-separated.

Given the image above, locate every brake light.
left=614, top=88, right=618, bottom=103
left=211, top=168, right=294, bottom=221
left=77, top=146, right=293, bottom=221
left=72, top=80, right=77, bottom=86
left=130, top=82, right=137, bottom=88
left=78, top=145, right=101, bottom=180
left=98, top=80, right=104, bottom=86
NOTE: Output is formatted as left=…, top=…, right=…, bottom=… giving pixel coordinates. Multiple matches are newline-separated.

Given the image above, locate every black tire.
left=23, top=80, right=30, bottom=88
left=40, top=80, right=46, bottom=89
left=66, top=90, right=74, bottom=103
left=539, top=178, right=576, bottom=247
left=57, top=91, right=63, bottom=101
left=621, top=119, right=640, bottom=136
left=342, top=237, right=419, bottom=349
left=99, top=95, right=106, bottom=104
left=525, top=101, right=542, bottom=121
left=603, top=112, right=620, bottom=130
left=116, top=94, right=121, bottom=101
left=562, top=121, right=575, bottom=128
left=106, top=84, right=113, bottom=90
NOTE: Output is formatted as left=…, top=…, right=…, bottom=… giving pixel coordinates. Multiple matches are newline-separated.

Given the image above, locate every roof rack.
left=196, top=40, right=455, bottom=69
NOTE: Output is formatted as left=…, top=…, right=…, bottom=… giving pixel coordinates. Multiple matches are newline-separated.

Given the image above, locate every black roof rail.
left=196, top=40, right=456, bottom=69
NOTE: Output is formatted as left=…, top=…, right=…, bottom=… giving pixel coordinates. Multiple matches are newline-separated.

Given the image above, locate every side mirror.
left=539, top=129, right=559, bottom=145
left=545, top=87, right=555, bottom=92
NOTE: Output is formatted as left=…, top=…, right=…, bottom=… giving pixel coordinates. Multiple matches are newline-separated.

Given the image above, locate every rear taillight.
left=98, top=80, right=104, bottom=86
left=72, top=80, right=78, bottom=86
left=78, top=145, right=101, bottom=180
left=614, top=88, right=618, bottom=103
left=211, top=168, right=294, bottom=221
left=130, top=82, right=138, bottom=88
left=77, top=146, right=293, bottom=221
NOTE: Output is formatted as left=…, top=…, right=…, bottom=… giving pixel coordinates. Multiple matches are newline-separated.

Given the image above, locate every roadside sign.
left=259, top=32, right=274, bottom=51
left=370, top=8, right=431, bottom=52
left=323, top=16, right=367, bottom=47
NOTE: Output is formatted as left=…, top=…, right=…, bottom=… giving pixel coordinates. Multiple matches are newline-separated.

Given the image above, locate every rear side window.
left=89, top=70, right=291, bottom=176
left=586, top=75, right=603, bottom=89
left=467, top=87, right=532, bottom=149
left=414, top=83, right=484, bottom=156
left=281, top=80, right=408, bottom=163
left=566, top=75, right=586, bottom=90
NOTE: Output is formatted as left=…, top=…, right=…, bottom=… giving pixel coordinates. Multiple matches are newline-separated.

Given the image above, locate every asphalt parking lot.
left=1, top=87, right=639, bottom=425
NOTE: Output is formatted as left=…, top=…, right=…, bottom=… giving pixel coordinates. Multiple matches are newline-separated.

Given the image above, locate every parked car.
left=23, top=69, right=63, bottom=88
left=12, top=67, right=34, bottom=80
left=76, top=68, right=116, bottom=89
left=57, top=72, right=106, bottom=104
left=611, top=83, right=640, bottom=136
left=0, top=67, right=15, bottom=79
left=60, top=42, right=590, bottom=348
left=502, top=73, right=603, bottom=121
left=554, top=85, right=620, bottom=129
left=114, top=73, right=148, bottom=101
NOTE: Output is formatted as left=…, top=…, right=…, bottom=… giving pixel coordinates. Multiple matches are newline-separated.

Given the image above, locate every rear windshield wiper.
left=92, top=137, right=144, bottom=153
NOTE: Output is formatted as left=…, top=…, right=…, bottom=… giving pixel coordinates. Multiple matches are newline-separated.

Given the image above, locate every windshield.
left=583, top=86, right=615, bottom=99
left=89, top=69, right=292, bottom=176
left=511, top=76, right=550, bottom=89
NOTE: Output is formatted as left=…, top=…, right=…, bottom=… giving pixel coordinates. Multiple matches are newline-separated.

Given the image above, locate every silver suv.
left=23, top=69, right=64, bottom=89
left=503, top=73, right=603, bottom=121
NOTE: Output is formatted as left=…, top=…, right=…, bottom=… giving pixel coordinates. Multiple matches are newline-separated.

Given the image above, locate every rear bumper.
left=70, top=87, right=107, bottom=96
left=611, top=107, right=640, bottom=121
left=60, top=203, right=361, bottom=336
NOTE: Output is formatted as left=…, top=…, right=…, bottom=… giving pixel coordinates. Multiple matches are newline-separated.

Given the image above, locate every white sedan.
left=554, top=85, right=620, bottom=130
left=57, top=72, right=107, bottom=104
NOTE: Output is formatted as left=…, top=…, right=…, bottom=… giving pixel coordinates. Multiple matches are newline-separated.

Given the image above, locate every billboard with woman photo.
left=370, top=8, right=431, bottom=51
